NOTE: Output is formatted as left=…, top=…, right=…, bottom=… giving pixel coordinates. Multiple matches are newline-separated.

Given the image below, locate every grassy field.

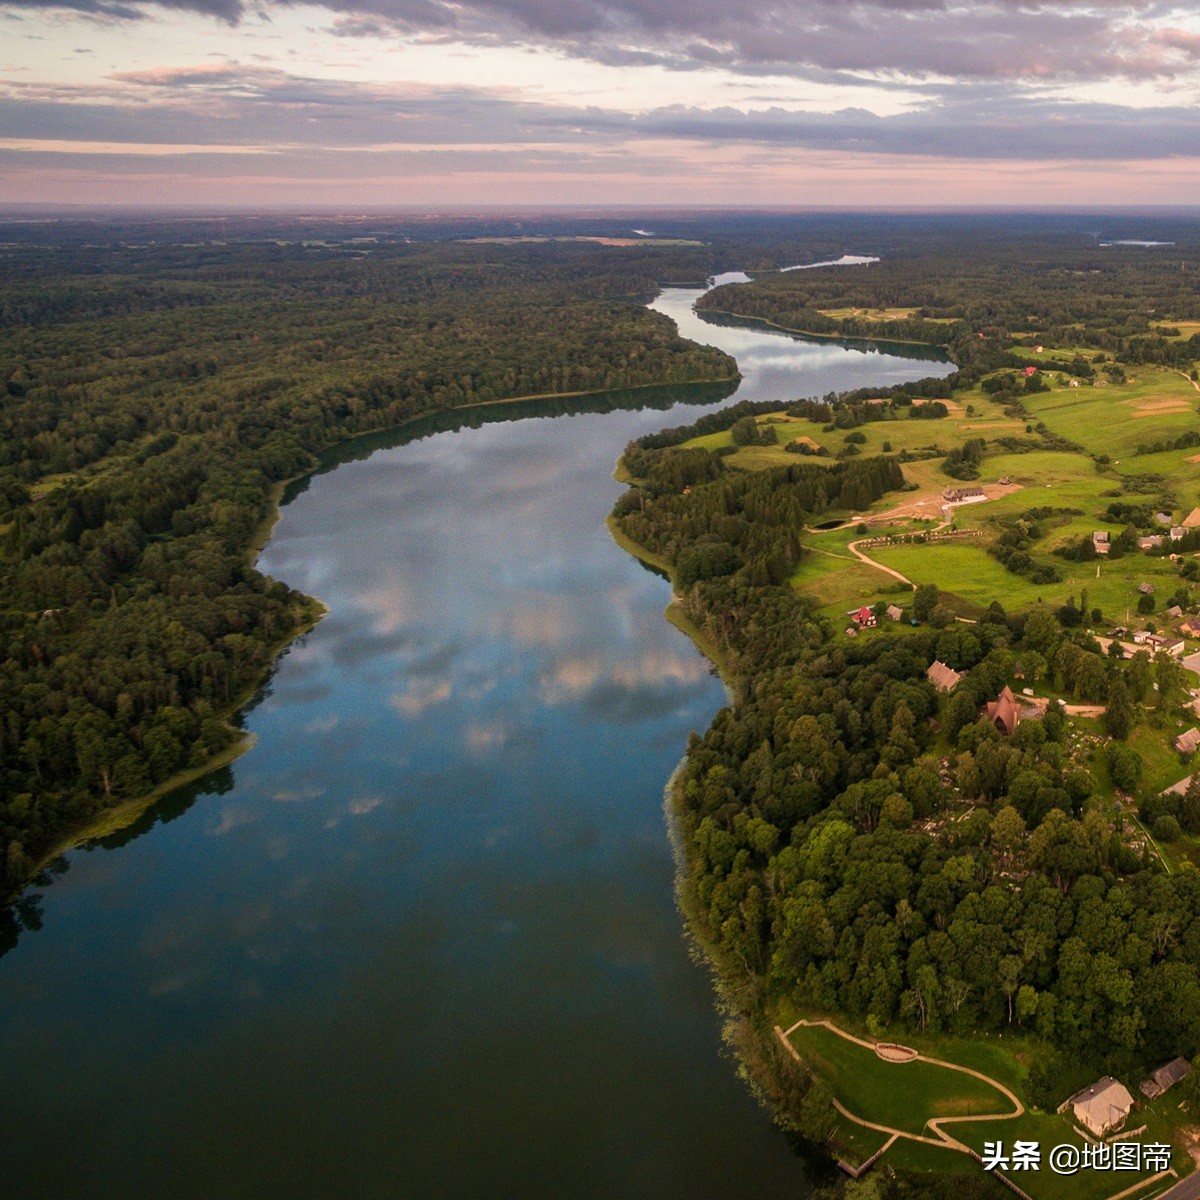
left=1023, top=367, right=1200, bottom=460
left=787, top=1022, right=1017, bottom=1136
left=867, top=540, right=1179, bottom=621
left=784, top=1016, right=1191, bottom=1200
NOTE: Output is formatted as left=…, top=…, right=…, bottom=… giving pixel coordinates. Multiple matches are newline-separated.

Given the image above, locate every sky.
left=4, top=0, right=1200, bottom=207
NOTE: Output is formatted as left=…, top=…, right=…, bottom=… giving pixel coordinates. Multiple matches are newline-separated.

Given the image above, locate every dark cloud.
left=6, top=64, right=1199, bottom=164
left=5, top=0, right=1194, bottom=85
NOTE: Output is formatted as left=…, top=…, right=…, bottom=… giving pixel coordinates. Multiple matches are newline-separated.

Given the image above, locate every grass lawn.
left=787, top=1022, right=1017, bottom=1137
left=1023, top=368, right=1200, bottom=460
left=870, top=539, right=1181, bottom=621
left=957, top=1112, right=1180, bottom=1200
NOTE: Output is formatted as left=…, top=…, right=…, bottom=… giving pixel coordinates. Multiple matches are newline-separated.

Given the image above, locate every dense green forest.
left=0, top=231, right=737, bottom=899
left=612, top=415, right=1200, bottom=1130
left=700, top=230, right=1200, bottom=367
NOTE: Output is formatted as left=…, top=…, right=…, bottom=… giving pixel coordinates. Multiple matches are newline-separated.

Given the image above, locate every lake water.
left=0, top=281, right=951, bottom=1198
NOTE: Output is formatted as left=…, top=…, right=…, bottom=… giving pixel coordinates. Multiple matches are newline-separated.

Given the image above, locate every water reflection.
left=0, top=284, right=952, bottom=1198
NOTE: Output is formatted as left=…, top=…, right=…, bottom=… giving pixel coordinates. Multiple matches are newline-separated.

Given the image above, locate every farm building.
left=1093, top=531, right=1110, bottom=554
left=1167, top=605, right=1184, bottom=618
left=1175, top=728, right=1200, bottom=755
left=1184, top=507, right=1200, bottom=530
left=1140, top=1057, right=1190, bottom=1101
left=942, top=486, right=986, bottom=503
left=1142, top=634, right=1184, bottom=656
left=1066, top=1078, right=1134, bottom=1138
left=1139, top=535, right=1163, bottom=551
left=926, top=661, right=963, bottom=692
left=886, top=604, right=904, bottom=622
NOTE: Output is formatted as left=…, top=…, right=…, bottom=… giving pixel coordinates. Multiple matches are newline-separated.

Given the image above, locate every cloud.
left=8, top=62, right=1200, bottom=165
left=10, top=0, right=1200, bottom=86
left=388, top=678, right=452, bottom=717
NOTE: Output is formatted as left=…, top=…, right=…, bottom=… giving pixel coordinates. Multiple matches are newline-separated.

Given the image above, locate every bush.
left=1153, top=814, right=1183, bottom=843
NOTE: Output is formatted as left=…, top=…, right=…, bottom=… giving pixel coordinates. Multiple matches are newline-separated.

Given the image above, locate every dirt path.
left=846, top=538, right=918, bottom=587
left=777, top=1018, right=1025, bottom=1159
left=777, top=1016, right=1181, bottom=1198
left=1176, top=369, right=1200, bottom=394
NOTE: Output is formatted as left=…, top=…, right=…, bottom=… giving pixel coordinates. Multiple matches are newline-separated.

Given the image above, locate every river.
left=0, top=277, right=951, bottom=1198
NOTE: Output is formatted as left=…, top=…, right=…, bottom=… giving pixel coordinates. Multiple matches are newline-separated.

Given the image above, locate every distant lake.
left=781, top=254, right=881, bottom=271
left=0, top=279, right=951, bottom=1198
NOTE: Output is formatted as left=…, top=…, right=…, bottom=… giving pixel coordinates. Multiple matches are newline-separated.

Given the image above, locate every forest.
left=0, top=230, right=737, bottom=899
left=612, top=408, right=1200, bottom=1136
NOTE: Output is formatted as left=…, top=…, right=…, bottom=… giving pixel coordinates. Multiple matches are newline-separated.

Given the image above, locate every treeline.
left=699, top=231, right=1200, bottom=384
left=616, top=445, right=904, bottom=592
left=0, top=236, right=737, bottom=899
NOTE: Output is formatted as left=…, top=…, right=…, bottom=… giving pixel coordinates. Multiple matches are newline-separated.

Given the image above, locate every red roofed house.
left=849, top=605, right=877, bottom=628
left=1022, top=366, right=1038, bottom=377
left=986, top=686, right=1023, bottom=736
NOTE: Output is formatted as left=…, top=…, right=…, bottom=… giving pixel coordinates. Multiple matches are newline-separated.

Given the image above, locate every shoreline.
left=697, top=305, right=954, bottom=354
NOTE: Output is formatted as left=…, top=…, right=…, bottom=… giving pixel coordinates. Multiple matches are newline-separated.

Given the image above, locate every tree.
left=1105, top=676, right=1136, bottom=740
left=991, top=805, right=1025, bottom=865
left=913, top=582, right=940, bottom=622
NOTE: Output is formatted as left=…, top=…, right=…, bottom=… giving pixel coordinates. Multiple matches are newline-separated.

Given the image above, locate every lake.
left=0, top=279, right=951, bottom=1198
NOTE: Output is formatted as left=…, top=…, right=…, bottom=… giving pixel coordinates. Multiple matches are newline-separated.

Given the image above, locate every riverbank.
left=698, top=305, right=953, bottom=353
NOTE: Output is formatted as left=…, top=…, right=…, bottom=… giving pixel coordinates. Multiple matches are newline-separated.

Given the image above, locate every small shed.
left=1139, top=1057, right=1190, bottom=1100
left=886, top=604, right=904, bottom=622
left=1138, top=582, right=1156, bottom=596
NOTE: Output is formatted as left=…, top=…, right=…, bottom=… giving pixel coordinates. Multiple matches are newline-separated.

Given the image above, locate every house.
left=1157, top=512, right=1173, bottom=527
left=1068, top=378, right=1080, bottom=387
left=886, top=604, right=904, bottom=622
left=1067, top=1078, right=1134, bottom=1137
left=1182, top=621, right=1200, bottom=637
left=849, top=605, right=877, bottom=628
left=1172, top=526, right=1187, bottom=542
left=986, top=686, right=1023, bottom=736
left=1093, top=530, right=1110, bottom=555
left=1139, top=535, right=1163, bottom=551
left=1175, top=728, right=1200, bottom=754
left=942, top=486, right=987, bottom=503
left=1144, top=634, right=1184, bottom=656
left=1184, top=507, right=1200, bottom=530
left=1138, top=582, right=1155, bottom=595
left=1022, top=365, right=1038, bottom=377
left=1033, top=344, right=1044, bottom=353
left=1139, top=1057, right=1190, bottom=1101
left=1167, top=605, right=1184, bottom=619
left=926, top=661, right=963, bottom=693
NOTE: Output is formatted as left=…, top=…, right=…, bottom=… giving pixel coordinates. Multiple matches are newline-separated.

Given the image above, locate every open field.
left=787, top=1021, right=1016, bottom=1136
left=782, top=1015, right=1191, bottom=1200
left=1023, top=367, right=1200, bottom=459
